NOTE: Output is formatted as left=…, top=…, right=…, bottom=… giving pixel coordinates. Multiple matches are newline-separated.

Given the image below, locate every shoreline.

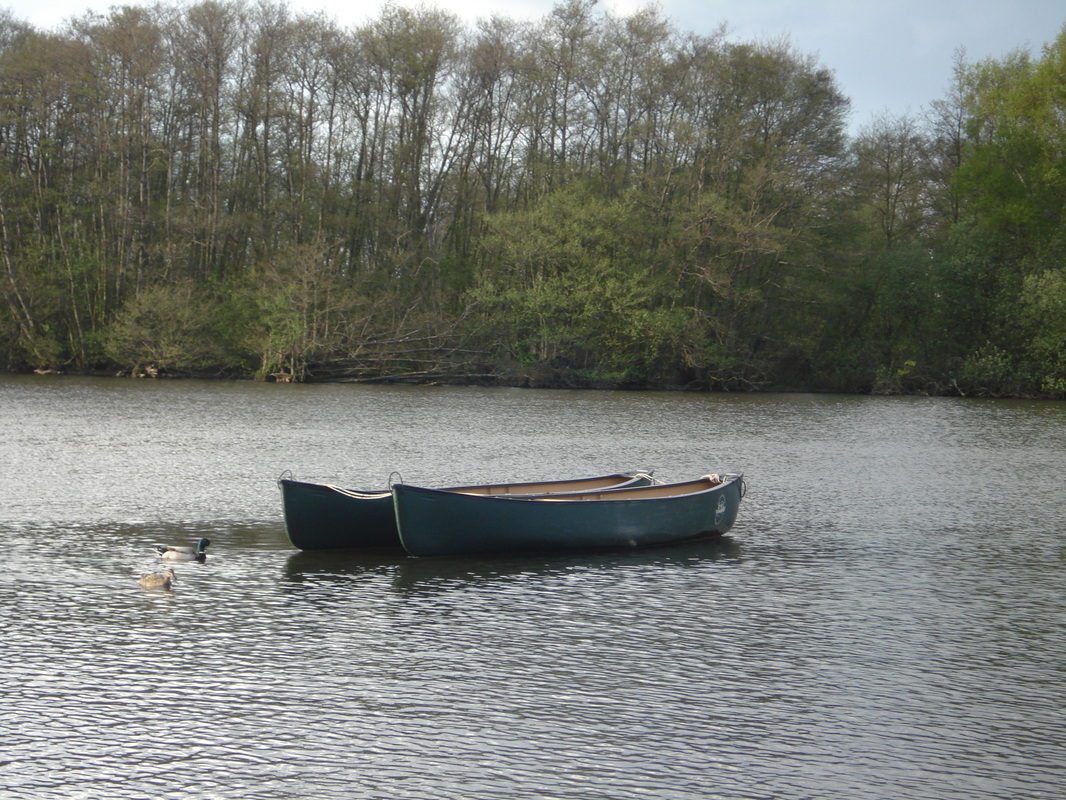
left=9, top=367, right=1060, bottom=401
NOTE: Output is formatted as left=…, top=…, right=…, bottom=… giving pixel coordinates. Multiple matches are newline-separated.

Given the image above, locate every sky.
left=2, top=0, right=1064, bottom=132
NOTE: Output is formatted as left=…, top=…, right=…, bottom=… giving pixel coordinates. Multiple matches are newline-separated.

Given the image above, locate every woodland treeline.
left=1, top=1, right=1064, bottom=396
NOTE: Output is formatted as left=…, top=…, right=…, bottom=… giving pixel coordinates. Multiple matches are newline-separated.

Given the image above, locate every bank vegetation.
left=1, top=1, right=1064, bottom=397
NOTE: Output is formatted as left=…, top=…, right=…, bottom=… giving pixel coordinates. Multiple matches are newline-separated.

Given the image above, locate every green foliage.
left=104, top=283, right=248, bottom=376
left=0, top=242, right=69, bottom=370
left=956, top=33, right=1066, bottom=265
left=954, top=343, right=1026, bottom=398
left=1019, top=268, right=1066, bottom=397
left=471, top=183, right=696, bottom=385
left=0, top=3, right=1062, bottom=396
left=927, top=31, right=1066, bottom=396
left=813, top=246, right=934, bottom=393
left=238, top=244, right=356, bottom=382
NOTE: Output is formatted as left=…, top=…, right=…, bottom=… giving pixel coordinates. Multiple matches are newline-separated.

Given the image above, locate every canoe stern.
left=278, top=478, right=399, bottom=550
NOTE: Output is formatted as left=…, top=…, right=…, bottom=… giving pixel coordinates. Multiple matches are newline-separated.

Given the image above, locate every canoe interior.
left=453, top=473, right=650, bottom=496
left=536, top=474, right=732, bottom=502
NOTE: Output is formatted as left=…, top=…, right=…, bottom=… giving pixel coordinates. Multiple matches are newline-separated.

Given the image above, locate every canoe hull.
left=394, top=475, right=744, bottom=557
left=279, top=472, right=654, bottom=550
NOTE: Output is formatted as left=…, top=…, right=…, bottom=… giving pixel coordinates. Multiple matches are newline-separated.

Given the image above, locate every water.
left=1, top=375, right=1064, bottom=799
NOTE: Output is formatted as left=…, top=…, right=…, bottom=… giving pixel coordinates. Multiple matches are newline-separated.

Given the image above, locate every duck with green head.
left=155, top=537, right=210, bottom=562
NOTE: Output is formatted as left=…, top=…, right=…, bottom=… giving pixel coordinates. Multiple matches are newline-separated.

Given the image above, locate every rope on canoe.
left=327, top=485, right=391, bottom=499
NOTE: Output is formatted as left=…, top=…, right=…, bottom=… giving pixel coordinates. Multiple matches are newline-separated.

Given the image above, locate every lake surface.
left=1, top=374, right=1064, bottom=799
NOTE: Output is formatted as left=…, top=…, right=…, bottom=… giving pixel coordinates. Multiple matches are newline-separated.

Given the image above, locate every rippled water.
left=2, top=375, right=1064, bottom=799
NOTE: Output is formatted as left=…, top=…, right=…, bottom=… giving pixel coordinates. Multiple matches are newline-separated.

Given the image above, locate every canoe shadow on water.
left=281, top=535, right=742, bottom=596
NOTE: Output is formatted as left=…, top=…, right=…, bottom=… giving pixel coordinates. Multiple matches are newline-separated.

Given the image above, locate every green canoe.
left=393, top=474, right=745, bottom=557
left=278, top=471, right=654, bottom=550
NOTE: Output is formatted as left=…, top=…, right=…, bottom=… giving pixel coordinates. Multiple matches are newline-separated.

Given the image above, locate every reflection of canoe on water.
left=394, top=474, right=745, bottom=558
left=282, top=535, right=743, bottom=593
left=278, top=471, right=654, bottom=550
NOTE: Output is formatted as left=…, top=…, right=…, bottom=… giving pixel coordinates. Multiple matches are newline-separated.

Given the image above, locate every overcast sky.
left=3, top=0, right=1064, bottom=131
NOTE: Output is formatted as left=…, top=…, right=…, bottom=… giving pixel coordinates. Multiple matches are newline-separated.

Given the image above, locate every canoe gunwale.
left=531, top=474, right=739, bottom=502
left=279, top=471, right=653, bottom=502
left=398, top=473, right=742, bottom=505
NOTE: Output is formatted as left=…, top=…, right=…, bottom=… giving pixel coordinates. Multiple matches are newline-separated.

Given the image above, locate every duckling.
left=138, top=568, right=176, bottom=589
left=154, top=537, right=210, bottom=562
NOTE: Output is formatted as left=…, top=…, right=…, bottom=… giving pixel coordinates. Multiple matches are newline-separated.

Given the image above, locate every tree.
left=941, top=27, right=1066, bottom=394
left=671, top=37, right=851, bottom=387
left=104, top=281, right=249, bottom=375
left=471, top=182, right=693, bottom=385
left=851, top=113, right=930, bottom=250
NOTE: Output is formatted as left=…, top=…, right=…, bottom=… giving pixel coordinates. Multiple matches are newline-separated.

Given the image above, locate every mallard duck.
left=138, top=568, right=176, bottom=589
left=154, top=537, right=210, bottom=562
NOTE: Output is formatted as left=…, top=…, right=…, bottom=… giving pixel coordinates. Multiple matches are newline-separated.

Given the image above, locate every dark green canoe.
left=393, top=474, right=745, bottom=557
left=278, top=471, right=654, bottom=550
